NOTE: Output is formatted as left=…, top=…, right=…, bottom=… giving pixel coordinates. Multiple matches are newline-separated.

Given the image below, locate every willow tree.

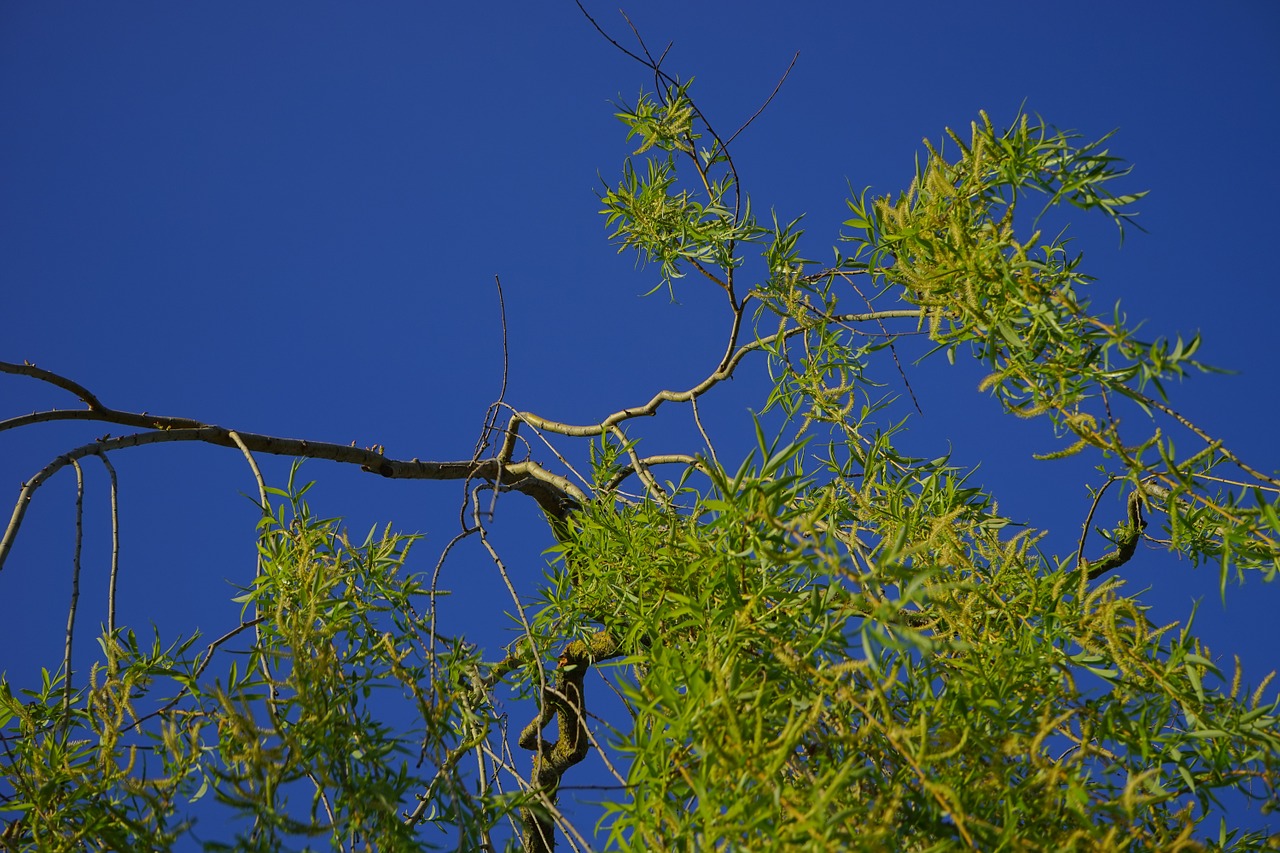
left=2, top=28, right=1278, bottom=853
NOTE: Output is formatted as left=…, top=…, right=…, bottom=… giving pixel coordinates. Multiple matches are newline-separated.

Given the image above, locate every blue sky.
left=3, top=1, right=1279, bottom=843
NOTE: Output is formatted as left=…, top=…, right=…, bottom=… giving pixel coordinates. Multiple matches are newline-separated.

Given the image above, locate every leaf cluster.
left=0, top=473, right=514, bottom=851
left=534, top=404, right=1280, bottom=850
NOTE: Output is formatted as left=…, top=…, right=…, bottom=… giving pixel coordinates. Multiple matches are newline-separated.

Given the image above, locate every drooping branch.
left=98, top=451, right=120, bottom=634
left=63, top=459, right=85, bottom=714
left=1, top=360, right=107, bottom=409
left=0, top=418, right=585, bottom=573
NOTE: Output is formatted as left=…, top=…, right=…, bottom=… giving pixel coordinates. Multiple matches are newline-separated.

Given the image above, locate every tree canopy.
left=2, top=11, right=1279, bottom=853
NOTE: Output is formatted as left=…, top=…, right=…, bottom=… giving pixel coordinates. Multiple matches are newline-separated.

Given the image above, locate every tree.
left=2, top=13, right=1278, bottom=853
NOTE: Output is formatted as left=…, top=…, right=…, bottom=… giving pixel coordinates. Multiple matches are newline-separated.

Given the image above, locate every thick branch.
left=0, top=360, right=106, bottom=409
left=1, top=425, right=583, bottom=572
left=1080, top=490, right=1147, bottom=580
left=517, top=630, right=622, bottom=853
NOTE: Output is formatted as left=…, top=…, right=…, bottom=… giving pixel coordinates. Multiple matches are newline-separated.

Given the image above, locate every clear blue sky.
left=3, top=1, right=1278, bottom=843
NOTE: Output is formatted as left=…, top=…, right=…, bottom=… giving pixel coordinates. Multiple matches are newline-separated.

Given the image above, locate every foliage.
left=3, top=31, right=1279, bottom=853
left=1, top=471, right=513, bottom=851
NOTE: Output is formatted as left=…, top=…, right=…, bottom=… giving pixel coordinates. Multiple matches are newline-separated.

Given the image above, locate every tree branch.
left=602, top=453, right=705, bottom=492
left=0, top=360, right=106, bottom=409
left=498, top=309, right=923, bottom=451
left=1118, top=385, right=1280, bottom=488
left=517, top=630, right=622, bottom=853
left=1079, top=489, right=1147, bottom=580
left=0, top=423, right=584, bottom=573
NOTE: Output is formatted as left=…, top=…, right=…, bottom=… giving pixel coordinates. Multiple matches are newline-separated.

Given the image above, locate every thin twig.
left=465, top=275, right=515, bottom=525
left=835, top=271, right=923, bottom=414
left=96, top=451, right=120, bottom=635
left=1187, top=472, right=1280, bottom=494
left=1119, top=386, right=1280, bottom=488
left=1075, top=478, right=1118, bottom=573
left=470, top=489, right=552, bottom=808
left=494, top=275, right=510, bottom=407
left=608, top=424, right=666, bottom=503
left=1078, top=487, right=1147, bottom=581
left=227, top=430, right=270, bottom=653
left=63, top=459, right=85, bottom=714
left=119, top=615, right=267, bottom=734
left=602, top=454, right=705, bottom=492
left=227, top=430, right=269, bottom=512
left=427, top=528, right=475, bottom=687
left=725, top=51, right=799, bottom=147
left=578, top=709, right=627, bottom=788
left=690, top=397, right=721, bottom=473
left=716, top=304, right=746, bottom=372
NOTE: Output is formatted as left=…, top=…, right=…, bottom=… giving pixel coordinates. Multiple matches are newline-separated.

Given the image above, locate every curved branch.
left=725, top=51, right=800, bottom=148
left=715, top=301, right=747, bottom=373
left=499, top=309, right=923, bottom=451
left=1074, top=477, right=1119, bottom=572
left=608, top=424, right=667, bottom=504
left=0, top=404, right=204, bottom=435
left=1, top=426, right=585, bottom=573
left=1080, top=489, right=1147, bottom=580
left=602, top=453, right=706, bottom=492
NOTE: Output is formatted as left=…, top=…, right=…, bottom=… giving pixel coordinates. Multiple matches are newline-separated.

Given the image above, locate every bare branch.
left=226, top=429, right=269, bottom=654
left=0, top=405, right=204, bottom=435
left=426, top=528, right=475, bottom=689
left=1074, top=477, right=1119, bottom=573
left=227, top=430, right=268, bottom=513
left=0, top=360, right=106, bottom=409
left=63, top=459, right=85, bottom=714
left=97, top=451, right=120, bottom=635
left=690, top=397, right=721, bottom=473
left=493, top=401, right=593, bottom=493
left=502, top=309, right=922, bottom=444
left=716, top=301, right=746, bottom=373
left=608, top=424, right=667, bottom=503
left=1, top=424, right=586, bottom=573
left=494, top=275, right=510, bottom=409
left=725, top=51, right=800, bottom=147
